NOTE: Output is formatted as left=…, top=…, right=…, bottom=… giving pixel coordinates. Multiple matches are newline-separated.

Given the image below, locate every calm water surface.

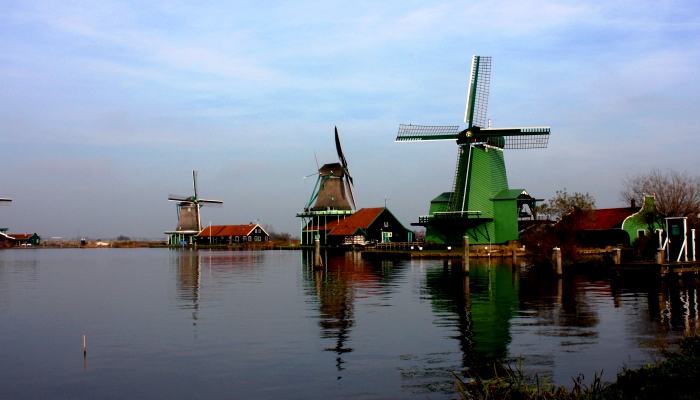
left=0, top=248, right=695, bottom=399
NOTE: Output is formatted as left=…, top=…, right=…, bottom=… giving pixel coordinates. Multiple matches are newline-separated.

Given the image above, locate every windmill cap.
left=319, top=163, right=345, bottom=177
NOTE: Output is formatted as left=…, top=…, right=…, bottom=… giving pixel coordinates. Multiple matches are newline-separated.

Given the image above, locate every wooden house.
left=4, top=232, right=42, bottom=247
left=582, top=195, right=662, bottom=246
left=196, top=224, right=269, bottom=245
left=323, top=207, right=414, bottom=246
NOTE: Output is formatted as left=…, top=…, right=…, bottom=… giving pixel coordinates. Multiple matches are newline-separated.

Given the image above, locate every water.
left=0, top=248, right=694, bottom=399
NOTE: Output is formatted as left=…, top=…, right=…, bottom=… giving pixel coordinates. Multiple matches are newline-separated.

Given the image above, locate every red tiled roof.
left=328, top=208, right=384, bottom=236
left=198, top=224, right=265, bottom=237
left=8, top=233, right=33, bottom=240
left=589, top=207, right=639, bottom=229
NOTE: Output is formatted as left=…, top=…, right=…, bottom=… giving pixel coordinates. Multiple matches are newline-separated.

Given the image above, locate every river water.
left=0, top=248, right=695, bottom=399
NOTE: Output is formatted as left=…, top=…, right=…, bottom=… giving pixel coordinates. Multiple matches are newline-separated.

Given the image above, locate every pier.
left=612, top=261, right=700, bottom=279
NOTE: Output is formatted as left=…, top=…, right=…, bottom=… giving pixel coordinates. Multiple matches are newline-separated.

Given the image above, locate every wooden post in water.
left=83, top=335, right=87, bottom=356
left=314, top=238, right=323, bottom=268
left=511, top=246, right=517, bottom=266
left=552, top=247, right=562, bottom=276
left=614, top=248, right=621, bottom=265
left=656, top=249, right=665, bottom=265
left=462, top=236, right=469, bottom=274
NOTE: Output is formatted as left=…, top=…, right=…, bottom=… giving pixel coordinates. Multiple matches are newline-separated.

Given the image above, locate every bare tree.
left=620, top=169, right=700, bottom=225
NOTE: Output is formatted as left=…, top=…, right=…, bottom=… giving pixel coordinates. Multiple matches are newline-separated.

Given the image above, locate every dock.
left=612, top=261, right=700, bottom=278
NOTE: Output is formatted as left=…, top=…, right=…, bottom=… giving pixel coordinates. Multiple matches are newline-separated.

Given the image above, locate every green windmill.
left=396, top=56, right=550, bottom=246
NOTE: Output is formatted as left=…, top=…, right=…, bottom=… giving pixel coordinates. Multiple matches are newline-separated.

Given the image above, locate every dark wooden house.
left=324, top=207, right=414, bottom=246
left=4, top=232, right=41, bottom=247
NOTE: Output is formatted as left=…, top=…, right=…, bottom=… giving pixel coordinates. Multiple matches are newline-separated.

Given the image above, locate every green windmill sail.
left=396, top=56, right=550, bottom=245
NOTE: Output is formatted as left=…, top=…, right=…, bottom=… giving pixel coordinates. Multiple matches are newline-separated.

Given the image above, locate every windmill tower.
left=165, top=171, right=223, bottom=245
left=297, top=127, right=356, bottom=245
left=396, top=56, right=550, bottom=245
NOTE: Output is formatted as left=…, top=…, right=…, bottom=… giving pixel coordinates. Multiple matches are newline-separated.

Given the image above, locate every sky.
left=1, top=0, right=699, bottom=240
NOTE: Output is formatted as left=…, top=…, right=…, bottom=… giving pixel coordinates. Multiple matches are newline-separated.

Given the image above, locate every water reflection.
left=173, top=250, right=201, bottom=325
left=301, top=250, right=403, bottom=380
left=170, top=249, right=266, bottom=327
left=613, top=278, right=700, bottom=334
left=658, top=281, right=700, bottom=332
left=425, top=259, right=519, bottom=377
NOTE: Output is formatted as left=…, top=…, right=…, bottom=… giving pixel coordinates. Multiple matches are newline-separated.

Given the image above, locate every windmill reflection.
left=303, top=250, right=395, bottom=379
left=174, top=250, right=201, bottom=326
left=425, top=260, right=519, bottom=376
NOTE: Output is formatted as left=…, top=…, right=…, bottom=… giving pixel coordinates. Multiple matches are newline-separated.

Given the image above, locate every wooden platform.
left=612, top=261, right=700, bottom=278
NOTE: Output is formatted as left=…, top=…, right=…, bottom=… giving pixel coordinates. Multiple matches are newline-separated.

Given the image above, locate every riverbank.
left=458, top=333, right=700, bottom=400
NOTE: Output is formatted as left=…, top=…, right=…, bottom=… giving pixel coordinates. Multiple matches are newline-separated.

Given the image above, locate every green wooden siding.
left=422, top=146, right=531, bottom=246
left=493, top=199, right=519, bottom=243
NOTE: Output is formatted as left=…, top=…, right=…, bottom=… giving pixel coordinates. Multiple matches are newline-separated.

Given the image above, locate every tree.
left=536, top=189, right=596, bottom=230
left=521, top=189, right=596, bottom=265
left=620, top=169, right=700, bottom=228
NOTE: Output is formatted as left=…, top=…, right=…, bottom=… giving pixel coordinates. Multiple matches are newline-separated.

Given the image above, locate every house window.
left=384, top=222, right=389, bottom=228
left=637, top=229, right=645, bottom=238
left=255, top=236, right=260, bottom=241
left=248, top=236, right=252, bottom=241
left=235, top=236, right=239, bottom=242
left=243, top=236, right=247, bottom=242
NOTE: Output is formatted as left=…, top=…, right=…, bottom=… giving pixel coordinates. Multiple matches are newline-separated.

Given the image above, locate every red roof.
left=7, top=233, right=34, bottom=240
left=328, top=208, right=384, bottom=236
left=197, top=224, right=266, bottom=237
left=589, top=207, right=639, bottom=229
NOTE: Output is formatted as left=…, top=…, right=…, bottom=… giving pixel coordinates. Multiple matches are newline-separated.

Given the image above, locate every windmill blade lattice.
left=395, top=125, right=460, bottom=142
left=464, top=55, right=491, bottom=129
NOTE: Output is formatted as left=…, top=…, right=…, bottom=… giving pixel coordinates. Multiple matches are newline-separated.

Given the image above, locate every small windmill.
left=168, top=171, right=223, bottom=236
left=297, top=127, right=356, bottom=245
left=396, top=56, right=550, bottom=245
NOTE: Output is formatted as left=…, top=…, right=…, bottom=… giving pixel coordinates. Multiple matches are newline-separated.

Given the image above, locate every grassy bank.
left=456, top=333, right=700, bottom=399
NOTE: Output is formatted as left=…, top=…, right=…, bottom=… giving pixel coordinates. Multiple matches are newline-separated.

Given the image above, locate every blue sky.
left=1, top=0, right=699, bottom=239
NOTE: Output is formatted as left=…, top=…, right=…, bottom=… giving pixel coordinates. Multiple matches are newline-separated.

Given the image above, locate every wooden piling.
left=614, top=248, right=621, bottom=265
left=552, top=247, right=562, bottom=275
left=314, top=239, right=323, bottom=268
left=83, top=335, right=86, bottom=356
left=462, top=236, right=469, bottom=274
left=656, top=249, right=665, bottom=265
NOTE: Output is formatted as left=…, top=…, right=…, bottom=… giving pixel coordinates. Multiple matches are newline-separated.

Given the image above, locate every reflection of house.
left=322, top=207, right=414, bottom=246
left=582, top=195, right=662, bottom=246
left=196, top=224, right=269, bottom=245
left=4, top=232, right=42, bottom=247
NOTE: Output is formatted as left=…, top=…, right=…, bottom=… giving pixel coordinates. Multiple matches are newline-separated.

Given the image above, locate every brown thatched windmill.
left=297, top=127, right=356, bottom=245
left=165, top=171, right=222, bottom=245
